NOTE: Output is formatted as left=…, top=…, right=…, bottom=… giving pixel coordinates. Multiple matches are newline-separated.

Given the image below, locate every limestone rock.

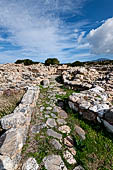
left=46, top=118, right=57, bottom=128
left=50, top=139, right=62, bottom=150
left=58, top=110, right=68, bottom=119
left=57, top=118, right=67, bottom=125
left=75, top=125, right=85, bottom=140
left=43, top=155, right=67, bottom=170
left=47, top=129, right=62, bottom=140
left=58, top=125, right=71, bottom=134
left=0, top=155, right=14, bottom=170
left=63, top=150, right=76, bottom=164
left=22, top=158, right=39, bottom=170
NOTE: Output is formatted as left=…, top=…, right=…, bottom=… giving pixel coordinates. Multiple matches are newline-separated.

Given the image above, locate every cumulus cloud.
left=87, top=17, right=113, bottom=54
left=0, top=0, right=89, bottom=62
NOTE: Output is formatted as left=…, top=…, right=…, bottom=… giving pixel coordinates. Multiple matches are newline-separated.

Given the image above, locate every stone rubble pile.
left=69, top=86, right=113, bottom=133
left=0, top=86, right=40, bottom=170
left=0, top=63, right=57, bottom=91
left=62, top=65, right=113, bottom=102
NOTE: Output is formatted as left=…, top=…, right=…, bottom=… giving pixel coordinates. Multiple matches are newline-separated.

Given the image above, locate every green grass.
left=22, top=84, right=113, bottom=170
left=57, top=87, right=113, bottom=170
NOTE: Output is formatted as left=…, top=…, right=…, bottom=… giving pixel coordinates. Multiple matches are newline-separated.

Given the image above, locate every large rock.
left=22, top=158, right=39, bottom=170
left=43, top=155, right=67, bottom=170
left=0, top=155, right=14, bottom=170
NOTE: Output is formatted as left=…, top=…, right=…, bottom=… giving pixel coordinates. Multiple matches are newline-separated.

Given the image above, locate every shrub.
left=71, top=61, right=84, bottom=67
left=15, top=59, right=39, bottom=65
left=45, top=58, right=60, bottom=66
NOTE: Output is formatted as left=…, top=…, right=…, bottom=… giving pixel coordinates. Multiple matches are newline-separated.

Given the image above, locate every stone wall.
left=0, top=86, right=40, bottom=170
left=68, top=86, right=113, bottom=134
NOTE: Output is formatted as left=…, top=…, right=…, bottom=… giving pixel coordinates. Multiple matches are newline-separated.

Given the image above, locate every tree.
left=15, top=59, right=39, bottom=65
left=45, top=58, right=60, bottom=66
left=71, top=61, right=84, bottom=67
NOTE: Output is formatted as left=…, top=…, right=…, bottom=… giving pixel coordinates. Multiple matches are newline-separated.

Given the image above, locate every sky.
left=0, top=0, right=113, bottom=63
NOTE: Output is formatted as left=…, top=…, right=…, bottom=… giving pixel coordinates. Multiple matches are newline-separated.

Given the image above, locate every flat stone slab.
left=31, top=123, right=46, bottom=133
left=46, top=118, right=57, bottom=128
left=63, top=150, right=76, bottom=165
left=22, top=157, right=39, bottom=170
left=75, top=125, right=85, bottom=140
left=43, top=155, right=67, bottom=170
left=47, top=129, right=62, bottom=140
left=51, top=113, right=57, bottom=118
left=58, top=125, right=71, bottom=134
left=57, top=118, right=67, bottom=125
left=50, top=139, right=62, bottom=150
left=58, top=110, right=68, bottom=119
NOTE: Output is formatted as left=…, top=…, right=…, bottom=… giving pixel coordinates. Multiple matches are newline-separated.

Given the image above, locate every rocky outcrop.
left=0, top=86, right=40, bottom=170
left=69, top=86, right=113, bottom=133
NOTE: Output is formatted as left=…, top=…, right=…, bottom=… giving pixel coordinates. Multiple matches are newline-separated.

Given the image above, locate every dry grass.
left=0, top=89, right=25, bottom=119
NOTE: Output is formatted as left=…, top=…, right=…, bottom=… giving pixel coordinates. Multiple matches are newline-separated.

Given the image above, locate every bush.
left=45, top=58, right=60, bottom=66
left=71, top=61, right=84, bottom=67
left=15, top=59, right=39, bottom=65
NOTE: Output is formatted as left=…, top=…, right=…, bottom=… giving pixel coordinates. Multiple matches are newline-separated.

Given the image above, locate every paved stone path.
left=19, top=76, right=85, bottom=170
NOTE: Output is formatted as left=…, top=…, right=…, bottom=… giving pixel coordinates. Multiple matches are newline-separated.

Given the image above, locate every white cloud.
left=77, top=31, right=85, bottom=43
left=87, top=17, right=113, bottom=55
left=0, top=0, right=89, bottom=62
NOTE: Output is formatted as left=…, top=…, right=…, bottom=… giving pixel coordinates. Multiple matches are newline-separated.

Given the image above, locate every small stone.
left=73, top=165, right=84, bottom=170
left=43, top=155, right=67, bottom=170
left=53, top=106, right=60, bottom=113
left=47, top=129, right=62, bottom=140
left=68, top=147, right=76, bottom=156
left=59, top=125, right=71, bottom=134
left=51, top=113, right=57, bottom=118
left=31, top=124, right=46, bottom=133
left=46, top=118, right=57, bottom=128
left=64, top=136, right=74, bottom=147
left=22, top=157, right=39, bottom=170
left=46, top=107, right=52, bottom=111
left=63, top=150, right=76, bottom=164
left=45, top=115, right=50, bottom=118
left=50, top=139, right=62, bottom=150
left=57, top=118, right=67, bottom=125
left=58, top=110, right=68, bottom=119
left=40, top=106, right=45, bottom=112
left=75, top=125, right=85, bottom=140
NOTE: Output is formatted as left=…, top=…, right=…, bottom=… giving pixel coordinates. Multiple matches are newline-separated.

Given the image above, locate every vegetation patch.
left=0, top=89, right=24, bottom=119
left=58, top=87, right=113, bottom=170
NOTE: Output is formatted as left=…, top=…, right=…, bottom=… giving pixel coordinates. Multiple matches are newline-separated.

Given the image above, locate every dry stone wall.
left=0, top=86, right=40, bottom=170
left=69, top=86, right=113, bottom=133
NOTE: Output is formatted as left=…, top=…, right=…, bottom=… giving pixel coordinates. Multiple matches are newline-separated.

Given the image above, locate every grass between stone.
left=21, top=84, right=113, bottom=170
left=57, top=87, right=113, bottom=170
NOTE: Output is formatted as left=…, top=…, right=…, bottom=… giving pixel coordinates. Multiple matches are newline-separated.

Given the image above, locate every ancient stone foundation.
left=0, top=86, right=40, bottom=170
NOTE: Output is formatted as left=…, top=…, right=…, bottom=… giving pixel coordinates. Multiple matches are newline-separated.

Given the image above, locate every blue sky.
left=0, top=0, right=113, bottom=63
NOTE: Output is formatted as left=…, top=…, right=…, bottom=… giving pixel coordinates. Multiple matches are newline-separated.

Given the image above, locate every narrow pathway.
left=19, top=76, right=85, bottom=170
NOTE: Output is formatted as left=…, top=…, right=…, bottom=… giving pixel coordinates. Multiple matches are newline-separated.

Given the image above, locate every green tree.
left=71, top=61, right=84, bottom=67
left=45, top=58, right=60, bottom=66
